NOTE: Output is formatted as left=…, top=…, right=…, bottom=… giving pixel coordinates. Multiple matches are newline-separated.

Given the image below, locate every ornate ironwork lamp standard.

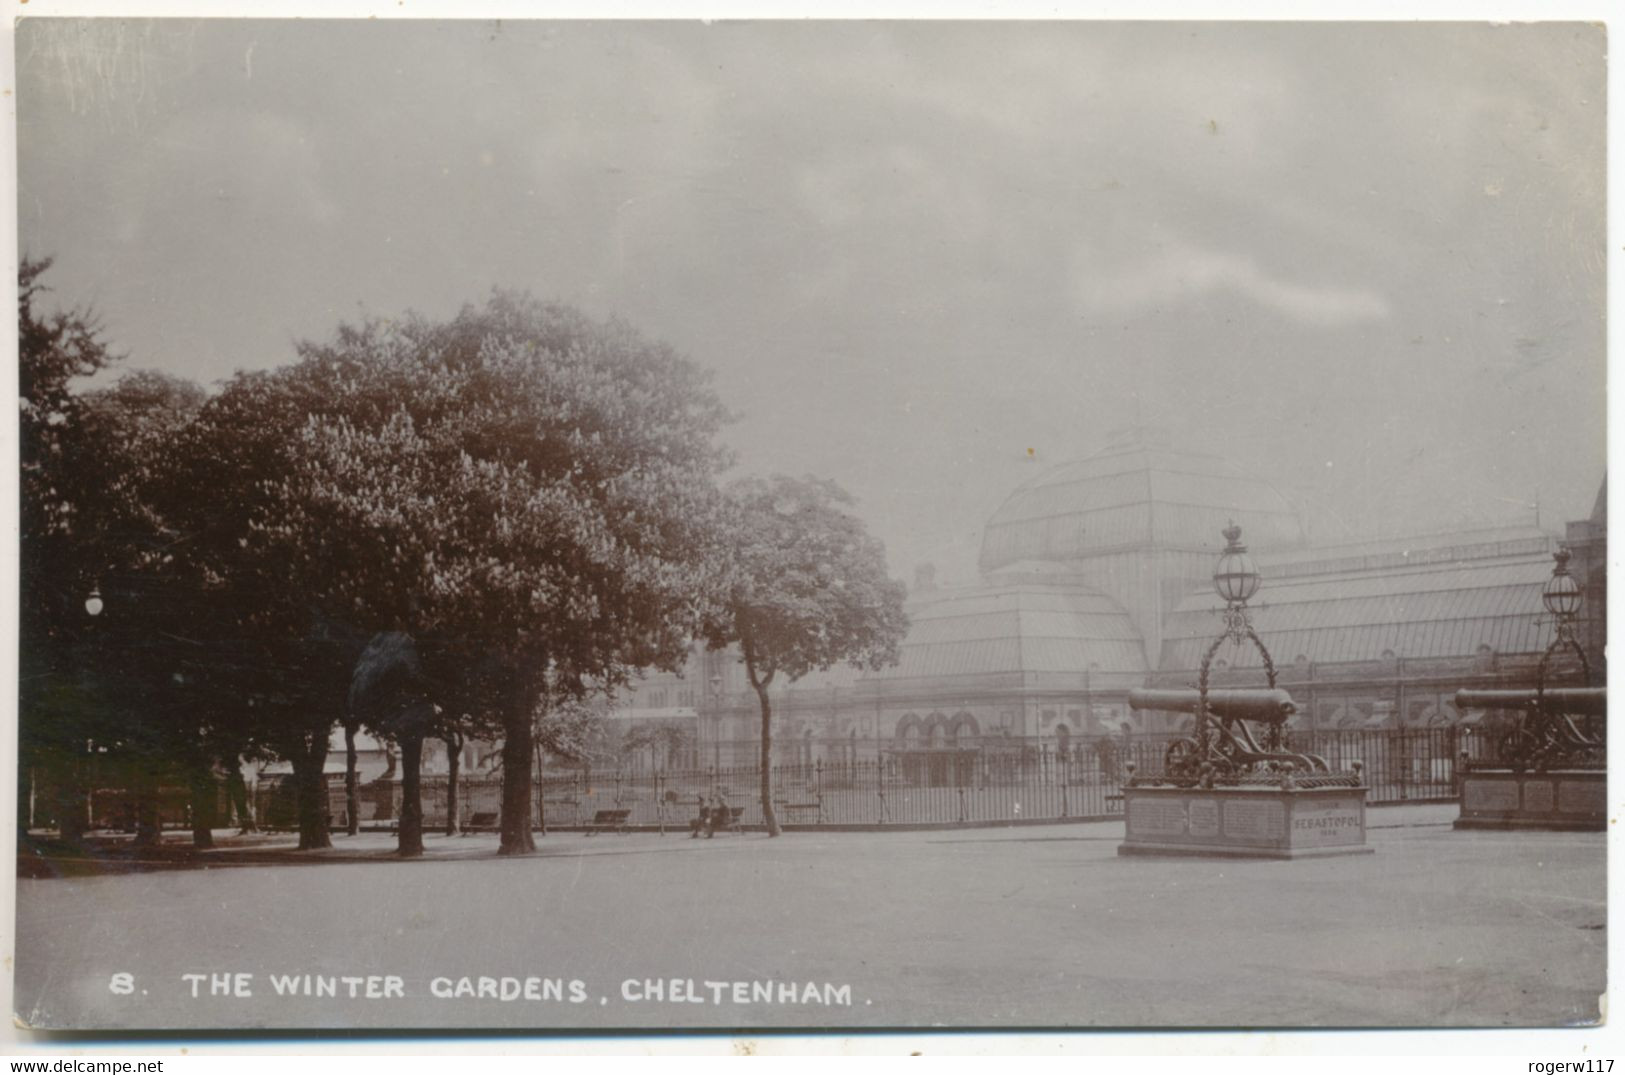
left=1453, top=547, right=1606, bottom=831
left=1117, top=524, right=1373, bottom=859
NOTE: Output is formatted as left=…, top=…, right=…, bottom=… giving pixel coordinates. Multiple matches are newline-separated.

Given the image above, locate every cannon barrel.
left=1128, top=688, right=1298, bottom=723
left=1454, top=687, right=1606, bottom=716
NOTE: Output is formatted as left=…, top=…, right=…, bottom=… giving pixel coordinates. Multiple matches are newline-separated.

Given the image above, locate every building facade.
left=614, top=428, right=1603, bottom=772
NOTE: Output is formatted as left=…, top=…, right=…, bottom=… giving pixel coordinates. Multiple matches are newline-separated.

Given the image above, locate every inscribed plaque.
left=1520, top=780, right=1555, bottom=813
left=1463, top=778, right=1519, bottom=813
left=1222, top=798, right=1285, bottom=842
left=1558, top=778, right=1606, bottom=816
left=1187, top=798, right=1220, bottom=837
left=1128, top=798, right=1187, bottom=837
left=1289, top=798, right=1364, bottom=847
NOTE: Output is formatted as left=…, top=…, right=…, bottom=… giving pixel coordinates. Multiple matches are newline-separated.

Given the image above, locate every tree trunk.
left=226, top=762, right=257, bottom=834
left=741, top=644, right=780, bottom=838
left=444, top=733, right=461, bottom=837
left=755, top=683, right=780, bottom=837
left=398, top=733, right=424, bottom=858
left=499, top=715, right=536, bottom=855
left=132, top=761, right=163, bottom=849
left=288, top=739, right=332, bottom=851
left=534, top=738, right=547, bottom=837
left=56, top=760, right=88, bottom=847
left=344, top=720, right=360, bottom=837
left=190, top=762, right=217, bottom=850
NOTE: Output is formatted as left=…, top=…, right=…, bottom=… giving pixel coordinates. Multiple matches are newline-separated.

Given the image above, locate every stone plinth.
left=1455, top=770, right=1605, bottom=832
left=1118, top=785, right=1373, bottom=859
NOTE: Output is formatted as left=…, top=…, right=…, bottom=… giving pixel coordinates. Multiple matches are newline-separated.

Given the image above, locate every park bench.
left=585, top=808, right=631, bottom=836
left=688, top=805, right=745, bottom=836
left=468, top=812, right=498, bottom=830
left=775, top=799, right=823, bottom=824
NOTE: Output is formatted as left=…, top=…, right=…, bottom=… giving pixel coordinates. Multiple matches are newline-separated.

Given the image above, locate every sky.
left=14, top=18, right=1608, bottom=584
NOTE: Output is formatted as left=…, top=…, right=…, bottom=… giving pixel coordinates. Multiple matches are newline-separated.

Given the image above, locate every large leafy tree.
left=74, top=371, right=215, bottom=848
left=162, top=353, right=376, bottom=850
left=250, top=294, right=730, bottom=854
left=18, top=257, right=121, bottom=840
left=18, top=259, right=222, bottom=848
left=704, top=476, right=909, bottom=836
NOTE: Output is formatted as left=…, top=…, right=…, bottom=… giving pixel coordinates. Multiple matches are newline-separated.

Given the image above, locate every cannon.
left=1128, top=688, right=1297, bottom=724
left=1129, top=687, right=1329, bottom=785
left=1456, top=686, right=1606, bottom=773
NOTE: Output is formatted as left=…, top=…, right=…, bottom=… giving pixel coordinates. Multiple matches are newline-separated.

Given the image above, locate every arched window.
left=894, top=714, right=921, bottom=746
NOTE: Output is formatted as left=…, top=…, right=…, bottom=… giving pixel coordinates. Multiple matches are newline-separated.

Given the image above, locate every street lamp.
left=1541, top=546, right=1584, bottom=618
left=1457, top=543, right=1604, bottom=777
left=1212, top=523, right=1261, bottom=604
left=708, top=672, right=724, bottom=768
left=84, top=588, right=104, bottom=617
left=1189, top=523, right=1276, bottom=785
left=1538, top=545, right=1590, bottom=692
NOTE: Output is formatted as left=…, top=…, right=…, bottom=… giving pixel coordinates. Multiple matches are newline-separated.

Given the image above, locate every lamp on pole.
left=1457, top=544, right=1605, bottom=774
left=708, top=672, right=724, bottom=769
left=1184, top=522, right=1273, bottom=787
left=84, top=587, right=104, bottom=617
left=1538, top=546, right=1588, bottom=692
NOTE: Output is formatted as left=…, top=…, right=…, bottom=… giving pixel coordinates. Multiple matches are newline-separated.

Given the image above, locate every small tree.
left=620, top=722, right=692, bottom=770
left=704, top=476, right=908, bottom=836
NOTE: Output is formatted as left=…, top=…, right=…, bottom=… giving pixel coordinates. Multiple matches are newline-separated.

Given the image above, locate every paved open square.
left=13, top=806, right=1604, bottom=1031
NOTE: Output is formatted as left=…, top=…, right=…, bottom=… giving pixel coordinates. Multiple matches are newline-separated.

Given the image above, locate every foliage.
left=17, top=259, right=223, bottom=837
left=20, top=267, right=731, bottom=853
left=705, top=475, right=909, bottom=685
left=177, top=292, right=731, bottom=851
left=534, top=693, right=610, bottom=764
left=161, top=349, right=382, bottom=847
left=619, top=721, right=692, bottom=765
left=349, top=632, right=438, bottom=744
left=260, top=294, right=732, bottom=687
left=18, top=257, right=124, bottom=739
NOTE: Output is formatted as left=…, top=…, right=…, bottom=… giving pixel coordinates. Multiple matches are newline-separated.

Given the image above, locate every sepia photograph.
left=6, top=13, right=1610, bottom=1038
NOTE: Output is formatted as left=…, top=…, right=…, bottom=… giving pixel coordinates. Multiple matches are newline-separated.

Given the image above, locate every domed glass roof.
left=980, top=427, right=1305, bottom=572
left=863, top=581, right=1147, bottom=683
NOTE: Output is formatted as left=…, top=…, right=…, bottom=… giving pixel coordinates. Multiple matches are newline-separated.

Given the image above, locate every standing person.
left=1095, top=735, right=1118, bottom=785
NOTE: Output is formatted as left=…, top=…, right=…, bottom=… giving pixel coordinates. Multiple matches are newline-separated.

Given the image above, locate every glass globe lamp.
left=1212, top=523, right=1261, bottom=605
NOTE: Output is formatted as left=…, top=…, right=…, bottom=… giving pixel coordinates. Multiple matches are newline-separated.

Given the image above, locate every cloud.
left=1076, top=244, right=1391, bottom=327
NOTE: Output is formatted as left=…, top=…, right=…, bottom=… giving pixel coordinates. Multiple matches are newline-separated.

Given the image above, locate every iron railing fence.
left=350, top=727, right=1474, bottom=830
left=31, top=728, right=1486, bottom=835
